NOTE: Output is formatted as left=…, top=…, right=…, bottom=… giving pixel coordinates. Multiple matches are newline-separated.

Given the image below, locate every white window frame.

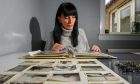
left=109, top=0, right=135, bottom=34
left=110, top=10, right=118, bottom=32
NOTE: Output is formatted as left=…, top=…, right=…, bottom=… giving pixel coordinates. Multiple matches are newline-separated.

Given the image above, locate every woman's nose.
left=68, top=17, right=72, bottom=23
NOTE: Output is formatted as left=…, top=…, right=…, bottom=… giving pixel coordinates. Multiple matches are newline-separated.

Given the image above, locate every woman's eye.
left=64, top=16, right=76, bottom=19
left=64, top=17, right=68, bottom=19
left=72, top=16, right=76, bottom=18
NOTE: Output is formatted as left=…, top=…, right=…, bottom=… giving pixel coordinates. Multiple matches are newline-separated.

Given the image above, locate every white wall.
left=0, top=0, right=43, bottom=56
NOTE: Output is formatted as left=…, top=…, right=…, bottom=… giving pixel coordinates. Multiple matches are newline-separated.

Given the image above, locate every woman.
left=45, top=2, right=101, bottom=53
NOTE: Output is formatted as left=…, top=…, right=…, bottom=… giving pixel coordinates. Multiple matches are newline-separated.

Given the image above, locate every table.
left=1, top=52, right=138, bottom=84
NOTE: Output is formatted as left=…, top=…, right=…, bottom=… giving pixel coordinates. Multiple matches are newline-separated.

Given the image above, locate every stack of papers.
left=21, top=50, right=117, bottom=59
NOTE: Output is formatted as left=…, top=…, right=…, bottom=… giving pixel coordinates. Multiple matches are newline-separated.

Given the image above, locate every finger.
left=53, top=43, right=60, bottom=48
left=52, top=47, right=60, bottom=51
left=55, top=45, right=64, bottom=50
left=92, top=45, right=101, bottom=52
left=95, top=47, right=100, bottom=52
left=91, top=47, right=100, bottom=52
left=52, top=43, right=64, bottom=51
left=54, top=43, right=64, bottom=48
left=96, top=48, right=101, bottom=52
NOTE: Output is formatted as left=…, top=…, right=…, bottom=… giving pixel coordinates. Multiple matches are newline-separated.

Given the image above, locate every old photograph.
left=86, top=73, right=119, bottom=82
left=47, top=73, right=80, bottom=82
left=28, top=66, right=53, bottom=72
left=0, top=74, right=15, bottom=84
left=10, top=73, right=47, bottom=84
left=54, top=65, right=77, bottom=71
left=8, top=65, right=30, bottom=72
left=80, top=66, right=104, bottom=71
left=78, top=61, right=96, bottom=64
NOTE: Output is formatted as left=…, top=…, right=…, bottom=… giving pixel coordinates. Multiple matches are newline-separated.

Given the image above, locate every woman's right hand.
left=51, top=43, right=64, bottom=52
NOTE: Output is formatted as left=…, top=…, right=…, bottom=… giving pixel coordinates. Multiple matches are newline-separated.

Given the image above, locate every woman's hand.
left=91, top=45, right=101, bottom=52
left=51, top=43, right=64, bottom=52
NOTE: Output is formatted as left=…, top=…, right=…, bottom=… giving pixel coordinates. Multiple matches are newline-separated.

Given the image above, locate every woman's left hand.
left=91, top=45, right=101, bottom=52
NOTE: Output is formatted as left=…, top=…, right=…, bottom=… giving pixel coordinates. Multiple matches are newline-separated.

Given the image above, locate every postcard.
left=23, top=56, right=67, bottom=59
left=78, top=61, right=96, bottom=64
left=10, top=73, right=47, bottom=84
left=86, top=73, right=119, bottom=82
left=20, top=61, right=40, bottom=65
left=104, top=73, right=119, bottom=81
left=80, top=66, right=104, bottom=71
left=47, top=73, right=80, bottom=82
left=54, top=65, right=76, bottom=71
left=30, top=50, right=68, bottom=57
left=37, top=50, right=67, bottom=55
left=8, top=65, right=30, bottom=72
left=87, top=73, right=106, bottom=81
left=39, top=61, right=55, bottom=66
left=75, top=52, right=117, bottom=59
left=28, top=66, right=53, bottom=72
left=57, top=61, right=73, bottom=66
left=0, top=74, right=15, bottom=84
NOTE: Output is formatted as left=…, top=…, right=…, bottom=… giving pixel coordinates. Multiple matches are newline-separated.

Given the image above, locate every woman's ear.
left=58, top=16, right=61, bottom=23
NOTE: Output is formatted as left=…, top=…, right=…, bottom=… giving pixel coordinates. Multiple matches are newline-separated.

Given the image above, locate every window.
left=120, top=6, right=131, bottom=32
left=109, top=1, right=135, bottom=34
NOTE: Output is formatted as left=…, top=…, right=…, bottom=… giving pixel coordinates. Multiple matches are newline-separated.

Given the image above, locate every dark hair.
left=53, top=2, right=79, bottom=47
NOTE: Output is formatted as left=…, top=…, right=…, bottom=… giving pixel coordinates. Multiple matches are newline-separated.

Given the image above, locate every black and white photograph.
left=78, top=61, right=96, bottom=64
left=28, top=66, right=53, bottom=72
left=54, top=65, right=77, bottom=71
left=57, top=61, right=73, bottom=66
left=47, top=73, right=80, bottom=82
left=80, top=66, right=104, bottom=71
left=10, top=73, right=47, bottom=84
left=86, top=73, right=119, bottom=82
left=39, top=61, right=55, bottom=66
left=8, top=65, right=30, bottom=72
left=0, top=74, right=15, bottom=84
left=20, top=61, right=40, bottom=65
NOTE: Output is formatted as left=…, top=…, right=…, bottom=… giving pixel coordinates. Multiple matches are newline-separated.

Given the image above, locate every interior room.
left=0, top=0, right=140, bottom=84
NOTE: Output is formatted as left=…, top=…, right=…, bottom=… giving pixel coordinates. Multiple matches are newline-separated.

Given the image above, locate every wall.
left=0, top=0, right=43, bottom=56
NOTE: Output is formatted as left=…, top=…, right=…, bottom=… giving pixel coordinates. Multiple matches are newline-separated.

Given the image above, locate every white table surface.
left=0, top=52, right=28, bottom=73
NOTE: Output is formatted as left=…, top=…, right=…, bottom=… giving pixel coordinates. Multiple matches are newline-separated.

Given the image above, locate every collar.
left=62, top=27, right=72, bottom=37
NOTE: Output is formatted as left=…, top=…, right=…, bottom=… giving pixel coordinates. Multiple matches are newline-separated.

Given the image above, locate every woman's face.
left=58, top=15, right=76, bottom=30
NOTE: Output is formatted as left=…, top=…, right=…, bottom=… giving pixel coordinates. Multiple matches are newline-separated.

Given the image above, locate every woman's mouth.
left=67, top=25, right=73, bottom=27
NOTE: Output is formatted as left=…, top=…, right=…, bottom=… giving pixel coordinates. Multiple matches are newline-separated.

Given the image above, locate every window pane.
left=120, top=6, right=131, bottom=32
left=112, top=12, right=117, bottom=32
left=135, top=0, right=140, bottom=22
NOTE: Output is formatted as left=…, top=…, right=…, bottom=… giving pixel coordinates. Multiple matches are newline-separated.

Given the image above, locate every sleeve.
left=44, top=31, right=54, bottom=50
left=79, top=28, right=90, bottom=52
